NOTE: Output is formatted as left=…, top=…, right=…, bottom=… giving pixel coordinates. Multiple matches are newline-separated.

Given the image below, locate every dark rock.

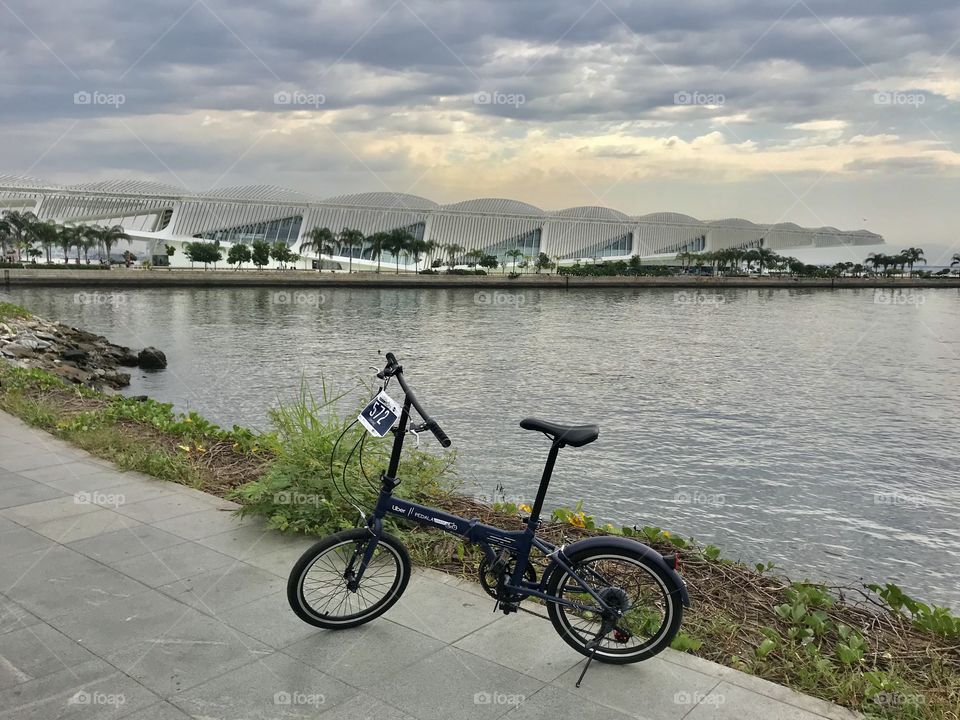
left=52, top=365, right=93, bottom=384
left=115, top=351, right=140, bottom=367
left=1, top=344, right=35, bottom=359
left=62, top=349, right=90, bottom=363
left=138, top=347, right=167, bottom=370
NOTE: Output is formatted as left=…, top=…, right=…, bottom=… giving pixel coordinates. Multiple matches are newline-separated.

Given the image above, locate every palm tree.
left=98, top=225, right=132, bottom=264
left=0, top=217, right=11, bottom=260
left=901, top=247, right=925, bottom=276
left=465, top=248, right=484, bottom=267
left=1, top=210, right=38, bottom=262
left=80, top=226, right=100, bottom=264
left=445, top=243, right=464, bottom=269
left=506, top=247, right=523, bottom=274
left=408, top=238, right=430, bottom=272
left=386, top=228, right=414, bottom=274
left=28, top=220, right=60, bottom=263
left=301, top=227, right=335, bottom=271
left=58, top=225, right=80, bottom=264
left=866, top=252, right=887, bottom=275
left=338, top=227, right=365, bottom=273
left=366, top=231, right=390, bottom=273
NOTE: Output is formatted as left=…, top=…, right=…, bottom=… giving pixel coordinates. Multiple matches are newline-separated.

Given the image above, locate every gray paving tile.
left=241, top=541, right=316, bottom=578
left=0, top=524, right=56, bottom=557
left=366, top=646, right=544, bottom=720
left=157, top=563, right=285, bottom=616
left=30, top=508, right=141, bottom=544
left=170, top=650, right=357, bottom=719
left=0, top=597, right=42, bottom=636
left=216, top=591, right=319, bottom=649
left=282, top=618, right=446, bottom=687
left=709, top=675, right=861, bottom=720
left=454, top=609, right=582, bottom=682
left=552, top=656, right=721, bottom=720
left=0, top=495, right=103, bottom=526
left=113, top=493, right=223, bottom=524
left=87, top=479, right=179, bottom=506
left=503, top=684, right=635, bottom=720
left=312, top=695, right=416, bottom=720
left=38, top=470, right=131, bottom=494
left=105, top=612, right=272, bottom=696
left=169, top=485, right=240, bottom=510
left=17, top=460, right=111, bottom=483
left=386, top=572, right=500, bottom=643
left=683, top=681, right=850, bottom=720
left=150, top=507, right=258, bottom=541
left=0, top=451, right=87, bottom=474
left=115, top=701, right=193, bottom=720
left=5, top=549, right=153, bottom=620
left=0, top=658, right=157, bottom=720
left=67, top=524, right=184, bottom=564
left=47, top=591, right=207, bottom=656
left=195, top=524, right=316, bottom=560
left=110, top=541, right=236, bottom=588
left=0, top=623, right=101, bottom=690
left=0, top=468, right=32, bottom=490
left=0, top=481, right=65, bottom=509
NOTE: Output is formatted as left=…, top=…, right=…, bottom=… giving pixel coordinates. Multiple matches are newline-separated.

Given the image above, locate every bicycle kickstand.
left=575, top=619, right=615, bottom=688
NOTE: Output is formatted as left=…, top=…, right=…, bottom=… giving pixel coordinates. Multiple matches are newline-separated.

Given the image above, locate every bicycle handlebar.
left=379, top=353, right=452, bottom=448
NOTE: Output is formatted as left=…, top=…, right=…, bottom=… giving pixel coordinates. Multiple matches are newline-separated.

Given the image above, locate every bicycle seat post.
left=526, top=439, right=562, bottom=532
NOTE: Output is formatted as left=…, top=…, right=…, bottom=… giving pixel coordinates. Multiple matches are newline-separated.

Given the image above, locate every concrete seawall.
left=2, top=268, right=959, bottom=289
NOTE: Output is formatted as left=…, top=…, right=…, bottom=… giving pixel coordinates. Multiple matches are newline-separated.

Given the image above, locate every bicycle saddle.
left=520, top=418, right=599, bottom=447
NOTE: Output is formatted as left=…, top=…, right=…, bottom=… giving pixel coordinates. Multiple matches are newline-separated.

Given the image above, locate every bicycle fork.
left=345, top=520, right=384, bottom=591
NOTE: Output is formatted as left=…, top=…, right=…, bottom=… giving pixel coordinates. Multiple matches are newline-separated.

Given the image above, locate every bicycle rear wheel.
left=287, top=527, right=411, bottom=629
left=546, top=544, right=683, bottom=663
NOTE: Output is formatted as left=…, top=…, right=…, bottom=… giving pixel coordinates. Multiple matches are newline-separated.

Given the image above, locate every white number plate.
left=358, top=391, right=402, bottom=437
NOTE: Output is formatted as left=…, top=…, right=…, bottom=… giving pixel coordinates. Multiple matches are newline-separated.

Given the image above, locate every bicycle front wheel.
left=287, top=527, right=411, bottom=629
left=546, top=544, right=683, bottom=663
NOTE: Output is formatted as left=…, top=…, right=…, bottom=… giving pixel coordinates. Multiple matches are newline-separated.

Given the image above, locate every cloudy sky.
left=2, top=0, right=958, bottom=262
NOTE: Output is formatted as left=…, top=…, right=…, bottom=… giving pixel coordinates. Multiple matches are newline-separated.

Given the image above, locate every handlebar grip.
left=385, top=352, right=398, bottom=365
left=428, top=420, right=452, bottom=448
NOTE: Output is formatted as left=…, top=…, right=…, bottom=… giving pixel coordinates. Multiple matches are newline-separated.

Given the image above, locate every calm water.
left=5, top=285, right=959, bottom=608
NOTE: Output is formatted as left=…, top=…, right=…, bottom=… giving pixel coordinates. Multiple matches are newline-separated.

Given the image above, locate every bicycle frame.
left=354, top=389, right=619, bottom=617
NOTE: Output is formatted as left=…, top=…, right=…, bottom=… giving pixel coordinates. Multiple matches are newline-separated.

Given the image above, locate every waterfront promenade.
left=3, top=267, right=958, bottom=290
left=0, top=409, right=860, bottom=719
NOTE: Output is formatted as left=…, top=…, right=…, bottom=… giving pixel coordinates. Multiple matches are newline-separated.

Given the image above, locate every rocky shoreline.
left=0, top=314, right=166, bottom=391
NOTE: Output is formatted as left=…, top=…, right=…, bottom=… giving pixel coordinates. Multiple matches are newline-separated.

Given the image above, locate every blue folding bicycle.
left=288, top=352, right=688, bottom=681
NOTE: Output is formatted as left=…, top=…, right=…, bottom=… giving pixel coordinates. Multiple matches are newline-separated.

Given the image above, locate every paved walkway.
left=0, top=410, right=859, bottom=720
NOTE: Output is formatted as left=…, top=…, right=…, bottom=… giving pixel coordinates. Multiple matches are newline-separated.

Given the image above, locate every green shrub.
left=231, top=380, right=452, bottom=534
